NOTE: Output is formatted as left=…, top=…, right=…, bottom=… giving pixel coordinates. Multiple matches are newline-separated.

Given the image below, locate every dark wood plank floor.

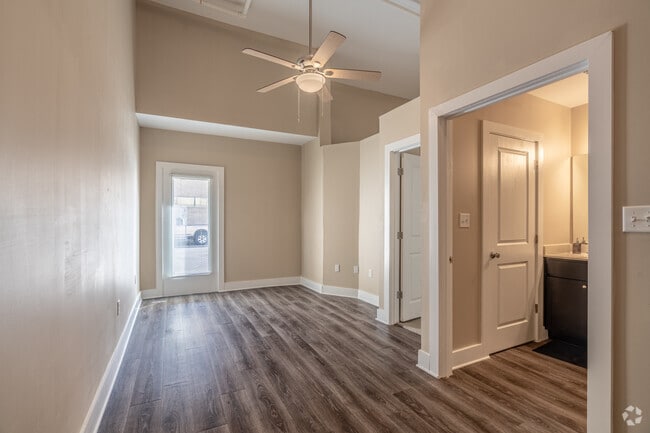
left=98, top=286, right=586, bottom=433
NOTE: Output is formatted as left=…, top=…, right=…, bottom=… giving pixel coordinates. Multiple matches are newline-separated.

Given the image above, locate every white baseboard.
left=452, top=343, right=489, bottom=370
left=375, top=308, right=389, bottom=324
left=299, top=279, right=379, bottom=308
left=223, top=276, right=301, bottom=292
left=322, top=284, right=358, bottom=299
left=357, top=290, right=379, bottom=307
left=79, top=293, right=142, bottom=433
left=417, top=349, right=431, bottom=374
left=141, top=287, right=163, bottom=300
left=300, top=277, right=323, bottom=293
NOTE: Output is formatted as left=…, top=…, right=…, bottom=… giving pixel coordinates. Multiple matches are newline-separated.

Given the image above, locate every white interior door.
left=482, top=121, right=538, bottom=354
left=156, top=162, right=224, bottom=297
left=400, top=152, right=422, bottom=321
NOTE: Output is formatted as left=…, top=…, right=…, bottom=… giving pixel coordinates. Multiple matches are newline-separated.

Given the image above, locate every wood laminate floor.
left=98, top=286, right=586, bottom=433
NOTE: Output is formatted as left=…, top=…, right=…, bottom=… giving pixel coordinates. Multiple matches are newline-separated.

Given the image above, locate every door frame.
left=377, top=133, right=420, bottom=325
left=155, top=161, right=225, bottom=297
left=424, top=32, right=613, bottom=432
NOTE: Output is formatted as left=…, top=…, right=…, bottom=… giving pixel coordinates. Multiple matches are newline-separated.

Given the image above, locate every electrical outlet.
left=368, top=269, right=373, bottom=278
left=353, top=265, right=359, bottom=274
left=334, top=264, right=340, bottom=272
left=116, top=299, right=121, bottom=316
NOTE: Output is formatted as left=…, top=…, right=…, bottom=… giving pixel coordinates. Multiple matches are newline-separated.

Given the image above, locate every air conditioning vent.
left=382, top=0, right=420, bottom=16
left=196, top=0, right=253, bottom=17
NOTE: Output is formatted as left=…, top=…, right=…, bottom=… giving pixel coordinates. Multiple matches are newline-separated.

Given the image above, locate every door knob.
left=490, top=251, right=501, bottom=259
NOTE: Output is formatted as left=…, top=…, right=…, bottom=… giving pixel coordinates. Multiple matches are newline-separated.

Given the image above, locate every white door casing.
left=482, top=121, right=540, bottom=355
left=400, top=152, right=423, bottom=321
left=156, top=162, right=225, bottom=297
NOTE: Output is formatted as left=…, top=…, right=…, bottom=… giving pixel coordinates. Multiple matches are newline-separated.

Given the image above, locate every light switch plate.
left=334, top=264, right=340, bottom=272
left=459, top=212, right=470, bottom=228
left=353, top=265, right=359, bottom=274
left=622, top=206, right=650, bottom=232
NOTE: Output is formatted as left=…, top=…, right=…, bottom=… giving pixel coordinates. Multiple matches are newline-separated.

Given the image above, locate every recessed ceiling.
left=148, top=0, right=420, bottom=99
left=528, top=73, right=589, bottom=108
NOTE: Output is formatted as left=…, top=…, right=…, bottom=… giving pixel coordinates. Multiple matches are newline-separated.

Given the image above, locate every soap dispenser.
left=572, top=238, right=581, bottom=254
left=581, top=237, right=589, bottom=254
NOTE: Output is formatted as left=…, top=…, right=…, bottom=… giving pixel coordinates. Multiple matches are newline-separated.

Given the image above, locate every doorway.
left=425, top=32, right=612, bottom=431
left=155, top=162, right=224, bottom=297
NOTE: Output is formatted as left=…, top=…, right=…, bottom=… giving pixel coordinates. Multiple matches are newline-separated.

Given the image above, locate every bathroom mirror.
left=572, top=154, right=588, bottom=242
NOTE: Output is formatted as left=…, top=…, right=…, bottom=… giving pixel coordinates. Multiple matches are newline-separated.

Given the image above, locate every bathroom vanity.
left=543, top=254, right=588, bottom=346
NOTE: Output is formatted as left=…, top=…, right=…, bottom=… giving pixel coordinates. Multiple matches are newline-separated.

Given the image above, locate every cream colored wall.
left=323, top=141, right=361, bottom=289
left=140, top=128, right=302, bottom=287
left=358, top=134, right=384, bottom=298
left=136, top=1, right=319, bottom=136
left=301, top=138, right=324, bottom=284
left=421, top=0, right=650, bottom=424
left=380, top=97, right=421, bottom=146
left=572, top=103, right=589, bottom=155
left=451, top=93, right=572, bottom=349
left=0, top=1, right=139, bottom=432
left=331, top=83, right=407, bottom=144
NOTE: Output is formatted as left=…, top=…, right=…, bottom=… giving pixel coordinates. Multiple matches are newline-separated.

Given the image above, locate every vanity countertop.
left=544, top=252, right=589, bottom=261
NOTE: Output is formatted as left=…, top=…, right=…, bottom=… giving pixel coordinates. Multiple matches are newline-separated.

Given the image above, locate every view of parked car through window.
left=171, top=176, right=211, bottom=277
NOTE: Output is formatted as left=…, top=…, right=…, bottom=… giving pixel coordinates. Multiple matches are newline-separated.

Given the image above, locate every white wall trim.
left=140, top=287, right=163, bottom=300
left=300, top=277, right=324, bottom=293
left=223, top=276, right=301, bottom=292
left=383, top=133, right=421, bottom=326
left=451, top=343, right=487, bottom=370
left=417, top=349, right=432, bottom=374
left=426, top=31, right=613, bottom=431
left=322, top=284, right=358, bottom=299
left=375, top=308, right=389, bottom=324
left=357, top=290, right=380, bottom=307
left=79, top=293, right=142, bottom=433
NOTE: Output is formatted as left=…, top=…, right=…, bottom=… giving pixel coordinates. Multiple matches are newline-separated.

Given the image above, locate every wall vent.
left=150, top=0, right=253, bottom=19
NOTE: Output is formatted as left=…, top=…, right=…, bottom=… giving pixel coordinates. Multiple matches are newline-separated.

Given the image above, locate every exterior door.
left=156, top=162, right=224, bottom=297
left=482, top=121, right=538, bottom=354
left=400, top=152, right=422, bottom=321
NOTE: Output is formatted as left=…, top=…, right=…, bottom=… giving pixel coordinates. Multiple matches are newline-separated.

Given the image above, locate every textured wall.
left=0, top=0, right=140, bottom=432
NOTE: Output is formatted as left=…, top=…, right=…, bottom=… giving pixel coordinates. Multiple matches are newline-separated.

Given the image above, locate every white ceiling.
left=149, top=0, right=420, bottom=99
left=528, top=73, right=589, bottom=108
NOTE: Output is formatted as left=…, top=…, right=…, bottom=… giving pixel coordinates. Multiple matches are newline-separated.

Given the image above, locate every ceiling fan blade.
left=257, top=76, right=297, bottom=93
left=242, top=48, right=299, bottom=70
left=321, top=84, right=333, bottom=102
left=324, top=68, right=382, bottom=81
left=312, top=31, right=346, bottom=67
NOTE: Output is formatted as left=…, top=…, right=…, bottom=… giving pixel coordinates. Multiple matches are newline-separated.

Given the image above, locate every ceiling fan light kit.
left=242, top=0, right=382, bottom=99
left=296, top=72, right=326, bottom=93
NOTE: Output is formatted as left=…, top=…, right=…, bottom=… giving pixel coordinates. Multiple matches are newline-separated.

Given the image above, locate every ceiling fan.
left=242, top=0, right=381, bottom=101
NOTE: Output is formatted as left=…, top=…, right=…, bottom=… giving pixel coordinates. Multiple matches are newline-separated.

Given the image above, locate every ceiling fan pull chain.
left=320, top=87, right=324, bottom=117
left=297, top=85, right=301, bottom=123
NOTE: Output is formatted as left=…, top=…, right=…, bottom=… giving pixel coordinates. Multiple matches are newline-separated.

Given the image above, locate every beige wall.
left=380, top=97, right=421, bottom=146
left=301, top=138, right=324, bottom=284
left=140, top=128, right=302, bottom=287
left=136, top=1, right=319, bottom=136
left=0, top=1, right=139, bottom=432
left=323, top=141, right=361, bottom=289
left=358, top=134, right=384, bottom=298
left=451, top=93, right=572, bottom=349
left=572, top=103, right=589, bottom=155
left=331, top=83, right=407, bottom=144
left=421, top=0, right=650, bottom=425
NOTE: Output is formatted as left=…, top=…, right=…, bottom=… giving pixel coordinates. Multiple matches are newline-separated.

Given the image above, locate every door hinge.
left=449, top=256, right=454, bottom=264
left=397, top=231, right=403, bottom=240
left=397, top=167, right=404, bottom=176
left=534, top=160, right=539, bottom=171
left=535, top=303, right=539, bottom=314
left=534, top=234, right=539, bottom=244
left=397, top=290, right=403, bottom=299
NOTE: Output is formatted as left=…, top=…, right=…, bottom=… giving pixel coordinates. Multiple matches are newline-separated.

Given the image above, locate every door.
left=400, top=152, right=422, bottom=321
left=156, top=162, right=224, bottom=297
left=482, top=121, right=539, bottom=354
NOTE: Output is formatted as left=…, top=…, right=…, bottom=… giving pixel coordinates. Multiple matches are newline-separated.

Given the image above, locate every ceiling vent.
left=382, top=0, right=420, bottom=16
left=150, top=0, right=253, bottom=18
left=195, top=0, right=253, bottom=17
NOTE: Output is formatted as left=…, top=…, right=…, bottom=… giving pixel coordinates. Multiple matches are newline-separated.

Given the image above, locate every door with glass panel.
left=156, top=162, right=224, bottom=297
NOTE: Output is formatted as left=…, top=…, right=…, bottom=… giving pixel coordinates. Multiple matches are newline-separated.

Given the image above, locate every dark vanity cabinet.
left=544, top=258, right=588, bottom=346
